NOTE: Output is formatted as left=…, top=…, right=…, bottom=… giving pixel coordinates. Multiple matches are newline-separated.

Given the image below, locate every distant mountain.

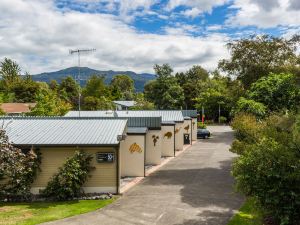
left=32, top=67, right=156, bottom=92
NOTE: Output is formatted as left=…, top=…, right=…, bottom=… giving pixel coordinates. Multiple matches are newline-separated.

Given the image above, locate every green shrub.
left=197, top=122, right=207, bottom=129
left=230, top=113, right=262, bottom=155
left=42, top=151, right=94, bottom=200
left=232, top=138, right=300, bottom=225
left=0, top=129, right=41, bottom=201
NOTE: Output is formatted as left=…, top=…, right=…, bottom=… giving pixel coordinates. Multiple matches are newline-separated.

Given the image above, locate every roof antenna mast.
left=69, top=48, right=96, bottom=117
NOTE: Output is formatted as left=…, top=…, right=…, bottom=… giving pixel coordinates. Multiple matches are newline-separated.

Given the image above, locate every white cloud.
left=166, top=0, right=229, bottom=17
left=227, top=0, right=300, bottom=28
left=0, top=0, right=229, bottom=74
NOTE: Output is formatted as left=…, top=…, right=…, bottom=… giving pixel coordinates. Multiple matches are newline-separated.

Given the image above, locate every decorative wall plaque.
left=184, top=124, right=190, bottom=132
left=129, top=143, right=142, bottom=153
left=164, top=132, right=172, bottom=139
left=152, top=135, right=159, bottom=146
left=175, top=127, right=181, bottom=134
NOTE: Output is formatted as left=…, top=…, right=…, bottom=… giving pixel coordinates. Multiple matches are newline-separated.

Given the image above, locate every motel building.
left=2, top=110, right=197, bottom=195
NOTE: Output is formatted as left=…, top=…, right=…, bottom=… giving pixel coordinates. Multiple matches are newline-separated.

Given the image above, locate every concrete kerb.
left=120, top=141, right=197, bottom=194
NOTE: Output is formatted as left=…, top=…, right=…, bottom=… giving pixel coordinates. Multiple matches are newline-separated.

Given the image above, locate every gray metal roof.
left=65, top=111, right=115, bottom=117
left=116, top=111, right=184, bottom=122
left=113, top=101, right=136, bottom=107
left=127, top=127, right=148, bottom=134
left=1, top=117, right=127, bottom=146
left=182, top=110, right=198, bottom=118
left=65, top=111, right=161, bottom=129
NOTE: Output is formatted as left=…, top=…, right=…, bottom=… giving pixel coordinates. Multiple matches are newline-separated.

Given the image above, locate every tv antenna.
left=69, top=48, right=96, bottom=117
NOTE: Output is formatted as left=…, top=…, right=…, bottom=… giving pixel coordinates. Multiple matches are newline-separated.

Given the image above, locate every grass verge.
left=0, top=198, right=115, bottom=225
left=228, top=198, right=263, bottom=225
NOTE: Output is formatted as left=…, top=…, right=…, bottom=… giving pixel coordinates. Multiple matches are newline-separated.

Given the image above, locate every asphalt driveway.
left=44, top=126, right=243, bottom=225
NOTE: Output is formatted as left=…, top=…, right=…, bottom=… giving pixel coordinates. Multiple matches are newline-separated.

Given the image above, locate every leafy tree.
left=11, top=76, right=40, bottom=103
left=219, top=35, right=300, bottom=88
left=29, top=89, right=71, bottom=116
left=144, top=64, right=184, bottom=109
left=176, top=65, right=209, bottom=109
left=132, top=93, right=154, bottom=110
left=49, top=80, right=58, bottom=91
left=195, top=76, right=235, bottom=121
left=0, top=58, right=21, bottom=90
left=232, top=97, right=266, bottom=118
left=82, top=96, right=113, bottom=110
left=58, top=76, right=79, bottom=107
left=110, top=75, right=134, bottom=100
left=83, top=75, right=108, bottom=99
left=247, top=73, right=300, bottom=112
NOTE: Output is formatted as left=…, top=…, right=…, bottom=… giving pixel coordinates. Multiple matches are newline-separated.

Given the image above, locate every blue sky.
left=0, top=0, right=299, bottom=74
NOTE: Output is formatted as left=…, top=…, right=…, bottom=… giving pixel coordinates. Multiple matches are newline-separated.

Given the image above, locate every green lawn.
left=228, top=198, right=263, bottom=225
left=0, top=198, right=115, bottom=225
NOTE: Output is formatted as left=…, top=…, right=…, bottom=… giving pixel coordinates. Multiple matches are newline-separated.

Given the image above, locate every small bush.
left=197, top=122, right=207, bottom=129
left=42, top=151, right=94, bottom=200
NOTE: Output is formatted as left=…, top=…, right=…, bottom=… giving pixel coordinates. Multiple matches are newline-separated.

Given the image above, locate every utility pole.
left=218, top=103, right=221, bottom=124
left=69, top=48, right=96, bottom=117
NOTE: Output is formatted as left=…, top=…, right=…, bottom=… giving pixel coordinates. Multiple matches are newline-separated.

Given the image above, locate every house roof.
left=113, top=101, right=136, bottom=107
left=65, top=110, right=184, bottom=123
left=1, top=117, right=127, bottom=146
left=65, top=111, right=115, bottom=117
left=127, top=127, right=148, bottom=134
left=116, top=111, right=184, bottom=122
left=0, top=103, right=36, bottom=114
left=65, top=112, right=161, bottom=129
left=181, top=110, right=198, bottom=118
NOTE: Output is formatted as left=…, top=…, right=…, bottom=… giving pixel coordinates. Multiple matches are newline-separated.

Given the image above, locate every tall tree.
left=176, top=65, right=209, bottom=109
left=218, top=35, right=300, bottom=88
left=83, top=75, right=108, bottom=98
left=0, top=58, right=21, bottom=90
left=110, top=75, right=134, bottom=100
left=144, top=64, right=184, bottom=109
left=58, top=76, right=79, bottom=108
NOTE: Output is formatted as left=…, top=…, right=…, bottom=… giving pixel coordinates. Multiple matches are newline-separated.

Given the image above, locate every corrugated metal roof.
left=127, top=127, right=148, bottom=134
left=116, top=111, right=184, bottom=122
left=182, top=110, right=197, bottom=118
left=1, top=117, right=127, bottom=146
left=65, top=111, right=161, bottom=129
left=65, top=111, right=115, bottom=117
left=113, top=101, right=136, bottom=107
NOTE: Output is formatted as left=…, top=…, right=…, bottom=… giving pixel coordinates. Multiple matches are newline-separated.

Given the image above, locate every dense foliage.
left=0, top=129, right=41, bottom=201
left=231, top=113, right=300, bottom=224
left=42, top=151, right=94, bottom=200
left=219, top=35, right=300, bottom=88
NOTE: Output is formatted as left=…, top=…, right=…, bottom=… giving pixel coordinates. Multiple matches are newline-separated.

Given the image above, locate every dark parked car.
left=197, top=129, right=211, bottom=139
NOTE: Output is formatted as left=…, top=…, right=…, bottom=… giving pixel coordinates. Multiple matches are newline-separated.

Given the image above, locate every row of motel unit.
left=2, top=110, right=198, bottom=194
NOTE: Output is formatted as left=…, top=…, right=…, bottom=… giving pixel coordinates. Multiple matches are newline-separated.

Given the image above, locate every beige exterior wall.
left=145, top=130, right=162, bottom=165
left=31, top=147, right=118, bottom=194
left=120, top=135, right=145, bottom=177
left=175, top=122, right=184, bottom=151
left=161, top=125, right=175, bottom=157
left=192, top=118, right=197, bottom=141
left=183, top=119, right=192, bottom=144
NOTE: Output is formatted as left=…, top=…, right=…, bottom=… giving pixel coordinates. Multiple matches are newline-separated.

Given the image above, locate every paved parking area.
left=44, top=126, right=243, bottom=225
